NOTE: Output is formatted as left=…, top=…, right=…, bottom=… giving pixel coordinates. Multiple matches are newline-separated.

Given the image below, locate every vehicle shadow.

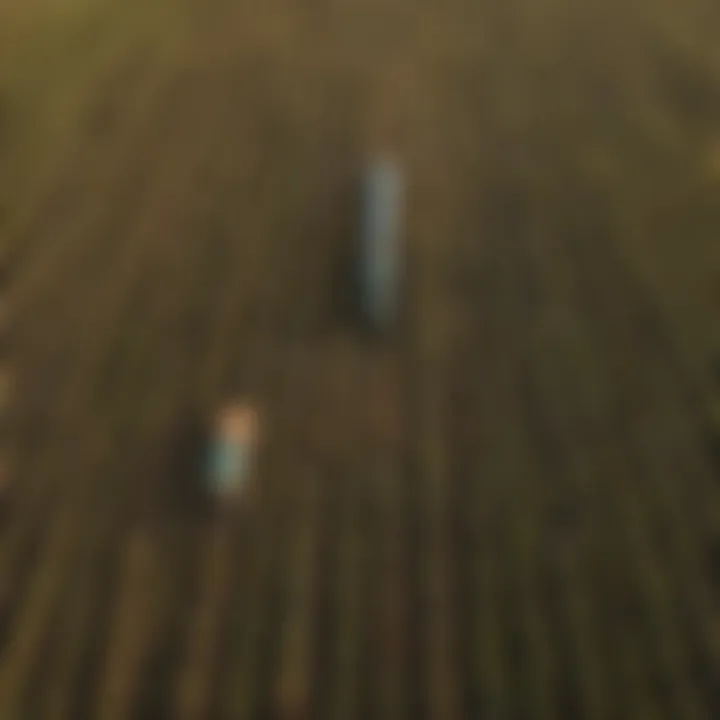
left=150, top=404, right=215, bottom=524
left=328, top=173, right=363, bottom=330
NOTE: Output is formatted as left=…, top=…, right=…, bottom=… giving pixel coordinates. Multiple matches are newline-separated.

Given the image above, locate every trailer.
left=358, top=156, right=405, bottom=332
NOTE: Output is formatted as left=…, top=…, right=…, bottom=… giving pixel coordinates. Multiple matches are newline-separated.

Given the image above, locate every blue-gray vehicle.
left=358, top=156, right=405, bottom=332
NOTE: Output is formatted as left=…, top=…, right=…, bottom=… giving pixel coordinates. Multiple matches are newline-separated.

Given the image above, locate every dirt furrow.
left=411, top=229, right=463, bottom=720
left=13, top=62, right=182, bottom=319
left=12, top=63, right=243, bottom=720
left=215, top=124, right=343, bottom=719
left=0, top=436, right=110, bottom=717
left=7, top=69, right=213, bottom=511
left=507, top=195, right=568, bottom=720
left=272, top=451, right=323, bottom=720
left=91, top=529, right=164, bottom=720
left=172, top=520, right=236, bottom=720
left=525, top=202, right=625, bottom=719
left=3, top=39, right=167, bottom=270
left=0, top=75, right=226, bottom=667
left=564, top=190, right=709, bottom=717
left=138, top=82, right=272, bottom=720
left=85, top=67, right=267, bottom=720
left=365, top=344, right=409, bottom=720
left=316, top=345, right=367, bottom=720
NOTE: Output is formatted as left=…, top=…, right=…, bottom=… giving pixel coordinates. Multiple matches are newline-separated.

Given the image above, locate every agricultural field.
left=1, top=0, right=720, bottom=717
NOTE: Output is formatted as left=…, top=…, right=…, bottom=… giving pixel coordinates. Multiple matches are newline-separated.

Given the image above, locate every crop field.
left=1, top=0, right=720, bottom=717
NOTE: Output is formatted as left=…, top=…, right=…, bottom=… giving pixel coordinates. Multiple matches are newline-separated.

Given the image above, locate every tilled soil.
left=1, top=0, right=720, bottom=717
